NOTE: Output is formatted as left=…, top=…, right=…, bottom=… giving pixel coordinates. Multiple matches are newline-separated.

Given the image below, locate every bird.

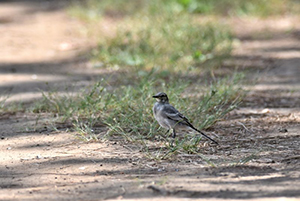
left=152, top=92, right=218, bottom=145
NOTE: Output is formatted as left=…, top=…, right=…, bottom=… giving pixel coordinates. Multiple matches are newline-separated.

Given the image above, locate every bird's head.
left=153, top=92, right=169, bottom=103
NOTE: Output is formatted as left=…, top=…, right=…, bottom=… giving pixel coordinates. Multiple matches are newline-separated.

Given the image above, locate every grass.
left=32, top=71, right=244, bottom=159
left=92, top=17, right=232, bottom=72
left=0, top=92, right=25, bottom=114
left=0, top=1, right=296, bottom=166
left=69, top=0, right=300, bottom=19
left=0, top=1, right=246, bottom=161
left=33, top=0, right=249, bottom=160
left=0, top=93, right=9, bottom=112
left=70, top=0, right=233, bottom=72
left=175, top=0, right=300, bottom=16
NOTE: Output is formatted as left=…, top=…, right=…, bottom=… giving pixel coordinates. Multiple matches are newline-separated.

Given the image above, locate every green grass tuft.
left=69, top=0, right=300, bottom=20
left=32, top=71, right=244, bottom=156
left=88, top=0, right=233, bottom=72
left=93, top=18, right=232, bottom=72
left=28, top=0, right=250, bottom=158
left=175, top=0, right=299, bottom=16
left=26, top=0, right=247, bottom=158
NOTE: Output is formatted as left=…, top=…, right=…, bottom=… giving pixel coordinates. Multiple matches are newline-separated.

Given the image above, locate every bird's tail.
left=189, top=124, right=219, bottom=145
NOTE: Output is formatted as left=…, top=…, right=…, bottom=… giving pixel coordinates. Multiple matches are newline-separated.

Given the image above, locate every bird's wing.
left=164, top=104, right=190, bottom=124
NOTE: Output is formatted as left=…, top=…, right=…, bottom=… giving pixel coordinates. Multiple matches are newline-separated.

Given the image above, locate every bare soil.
left=0, top=1, right=299, bottom=200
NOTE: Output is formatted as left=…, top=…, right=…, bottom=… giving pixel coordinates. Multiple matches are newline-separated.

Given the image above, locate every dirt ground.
left=0, top=1, right=299, bottom=201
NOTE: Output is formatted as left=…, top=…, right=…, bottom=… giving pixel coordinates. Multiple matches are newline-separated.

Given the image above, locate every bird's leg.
left=170, top=129, right=176, bottom=147
left=172, top=129, right=176, bottom=138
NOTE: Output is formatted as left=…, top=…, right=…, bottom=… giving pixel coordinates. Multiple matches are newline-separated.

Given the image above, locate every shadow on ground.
left=0, top=1, right=300, bottom=200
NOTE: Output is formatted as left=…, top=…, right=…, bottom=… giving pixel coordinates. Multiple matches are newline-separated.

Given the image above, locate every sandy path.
left=0, top=1, right=299, bottom=201
left=0, top=0, right=96, bottom=103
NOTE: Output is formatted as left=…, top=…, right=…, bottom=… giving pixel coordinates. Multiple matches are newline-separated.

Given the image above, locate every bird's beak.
left=152, top=95, right=159, bottom=98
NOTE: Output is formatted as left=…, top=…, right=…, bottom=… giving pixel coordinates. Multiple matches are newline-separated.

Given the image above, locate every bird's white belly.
left=155, top=114, right=170, bottom=129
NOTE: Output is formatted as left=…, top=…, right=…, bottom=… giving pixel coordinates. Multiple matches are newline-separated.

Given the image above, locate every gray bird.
left=152, top=92, right=218, bottom=145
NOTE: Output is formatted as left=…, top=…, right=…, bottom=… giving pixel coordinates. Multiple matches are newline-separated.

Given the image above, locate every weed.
left=103, top=72, right=243, bottom=158
left=91, top=2, right=232, bottom=72
left=0, top=92, right=25, bottom=113
left=189, top=73, right=245, bottom=129
left=32, top=70, right=244, bottom=158
left=30, top=0, right=248, bottom=159
left=69, top=0, right=300, bottom=21
left=32, top=81, right=110, bottom=141
left=0, top=93, right=9, bottom=112
left=234, top=151, right=260, bottom=165
left=173, top=0, right=300, bottom=16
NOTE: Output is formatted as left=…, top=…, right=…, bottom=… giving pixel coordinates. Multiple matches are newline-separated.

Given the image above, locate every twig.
left=122, top=144, right=134, bottom=152
left=147, top=185, right=169, bottom=195
left=237, top=121, right=253, bottom=134
left=281, top=155, right=300, bottom=162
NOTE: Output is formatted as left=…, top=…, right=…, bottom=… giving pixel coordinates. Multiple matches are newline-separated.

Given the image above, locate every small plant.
left=32, top=81, right=111, bottom=141
left=91, top=3, right=232, bottom=72
left=0, top=92, right=24, bottom=113
left=188, top=73, right=245, bottom=129
left=0, top=93, right=9, bottom=112
left=31, top=70, right=244, bottom=156
left=233, top=151, right=260, bottom=165
left=172, top=0, right=299, bottom=16
left=28, top=0, right=249, bottom=159
left=69, top=0, right=300, bottom=20
left=103, top=72, right=244, bottom=157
